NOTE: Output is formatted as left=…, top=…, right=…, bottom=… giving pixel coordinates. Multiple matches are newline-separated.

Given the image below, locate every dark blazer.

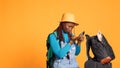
left=85, top=34, right=115, bottom=68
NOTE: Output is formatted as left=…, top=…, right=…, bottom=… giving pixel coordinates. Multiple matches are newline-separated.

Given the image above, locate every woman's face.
left=62, top=22, right=75, bottom=33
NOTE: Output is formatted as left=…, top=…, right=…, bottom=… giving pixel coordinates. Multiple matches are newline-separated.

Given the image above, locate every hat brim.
left=60, top=21, right=79, bottom=26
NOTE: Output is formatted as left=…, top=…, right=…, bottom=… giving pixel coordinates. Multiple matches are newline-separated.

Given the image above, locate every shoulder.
left=48, top=31, right=57, bottom=39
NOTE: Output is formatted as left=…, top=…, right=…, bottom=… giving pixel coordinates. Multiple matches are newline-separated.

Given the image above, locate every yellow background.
left=0, top=0, right=120, bottom=68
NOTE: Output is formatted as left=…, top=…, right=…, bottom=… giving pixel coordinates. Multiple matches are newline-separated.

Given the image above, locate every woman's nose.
left=70, top=27, right=73, bottom=31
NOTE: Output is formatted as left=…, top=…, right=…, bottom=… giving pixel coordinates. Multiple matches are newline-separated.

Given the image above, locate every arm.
left=49, top=33, right=71, bottom=59
left=75, top=43, right=81, bottom=55
left=75, top=36, right=84, bottom=55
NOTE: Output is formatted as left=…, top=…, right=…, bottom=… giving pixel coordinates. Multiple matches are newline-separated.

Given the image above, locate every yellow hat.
left=60, top=13, right=79, bottom=25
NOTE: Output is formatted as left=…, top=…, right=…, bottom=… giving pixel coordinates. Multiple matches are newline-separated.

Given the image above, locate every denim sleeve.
left=75, top=43, right=81, bottom=55
left=49, top=33, right=71, bottom=59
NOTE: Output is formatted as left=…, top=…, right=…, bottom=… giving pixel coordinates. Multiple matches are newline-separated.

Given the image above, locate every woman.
left=48, top=13, right=84, bottom=68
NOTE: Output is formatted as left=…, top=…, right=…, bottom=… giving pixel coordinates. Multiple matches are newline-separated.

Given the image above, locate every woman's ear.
left=97, top=31, right=103, bottom=42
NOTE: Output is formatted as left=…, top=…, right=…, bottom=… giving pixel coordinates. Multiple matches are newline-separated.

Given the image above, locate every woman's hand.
left=76, top=36, right=84, bottom=45
left=69, top=36, right=78, bottom=45
left=69, top=35, right=84, bottom=45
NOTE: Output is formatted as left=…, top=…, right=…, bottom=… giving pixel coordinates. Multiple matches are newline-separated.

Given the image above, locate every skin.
left=62, top=23, right=112, bottom=64
left=62, top=22, right=75, bottom=33
left=62, top=22, right=84, bottom=45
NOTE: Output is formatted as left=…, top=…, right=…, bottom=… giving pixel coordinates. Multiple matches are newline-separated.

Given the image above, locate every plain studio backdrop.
left=0, top=0, right=120, bottom=68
